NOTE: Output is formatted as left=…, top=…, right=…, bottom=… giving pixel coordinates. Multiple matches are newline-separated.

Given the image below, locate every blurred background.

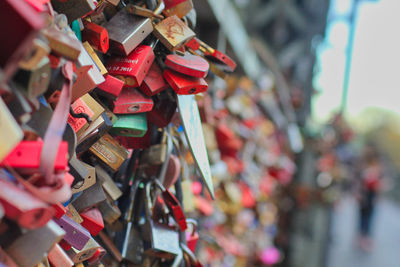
left=190, top=0, right=400, bottom=266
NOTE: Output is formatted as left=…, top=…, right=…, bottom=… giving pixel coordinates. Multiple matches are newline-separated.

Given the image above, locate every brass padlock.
left=89, top=133, right=129, bottom=172
left=5, top=221, right=65, bottom=267
left=0, top=98, right=23, bottom=162
left=67, top=238, right=101, bottom=264
left=83, top=41, right=108, bottom=76
left=70, top=157, right=97, bottom=193
left=140, top=130, right=168, bottom=167
left=66, top=204, right=84, bottom=224
left=97, top=199, right=121, bottom=225
left=50, top=0, right=96, bottom=23
left=42, top=25, right=82, bottom=61
left=153, top=15, right=195, bottom=51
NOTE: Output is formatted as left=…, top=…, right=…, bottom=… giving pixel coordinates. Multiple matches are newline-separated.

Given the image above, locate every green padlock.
left=110, top=113, right=147, bottom=137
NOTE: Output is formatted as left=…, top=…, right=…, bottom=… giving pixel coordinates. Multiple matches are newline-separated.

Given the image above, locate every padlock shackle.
left=185, top=218, right=198, bottom=236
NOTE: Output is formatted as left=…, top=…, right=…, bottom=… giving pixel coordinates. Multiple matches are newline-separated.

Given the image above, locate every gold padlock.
left=89, top=133, right=129, bottom=172
left=153, top=15, right=195, bottom=51
left=42, top=26, right=82, bottom=61
left=0, top=98, right=23, bottom=162
left=66, top=204, right=84, bottom=224
left=83, top=41, right=108, bottom=76
left=67, top=238, right=100, bottom=264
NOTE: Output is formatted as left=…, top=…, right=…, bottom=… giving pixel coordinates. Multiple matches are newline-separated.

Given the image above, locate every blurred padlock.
left=0, top=141, right=68, bottom=174
left=53, top=215, right=91, bottom=250
left=72, top=181, right=107, bottom=212
left=82, top=21, right=109, bottom=54
left=0, top=98, right=23, bottom=162
left=164, top=68, right=207, bottom=95
left=5, top=221, right=65, bottom=267
left=47, top=244, right=74, bottom=267
left=112, top=87, right=153, bottom=114
left=111, top=113, right=148, bottom=137
left=50, top=0, right=96, bottom=23
left=97, top=199, right=121, bottom=225
left=95, top=165, right=123, bottom=201
left=67, top=237, right=101, bottom=264
left=148, top=90, right=177, bottom=128
left=42, top=26, right=82, bottom=61
left=66, top=204, right=83, bottom=224
left=0, top=179, right=54, bottom=229
left=153, top=15, right=195, bottom=51
left=80, top=208, right=104, bottom=236
left=163, top=0, right=193, bottom=18
left=83, top=41, right=108, bottom=75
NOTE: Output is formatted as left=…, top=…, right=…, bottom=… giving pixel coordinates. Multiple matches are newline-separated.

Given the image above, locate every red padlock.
left=96, top=74, right=125, bottom=100
left=204, top=49, right=237, bottom=72
left=165, top=52, right=209, bottom=78
left=163, top=154, right=181, bottom=189
left=163, top=69, right=208, bottom=95
left=185, top=219, right=199, bottom=253
left=52, top=203, right=67, bottom=219
left=139, top=62, right=169, bottom=96
left=163, top=0, right=193, bottom=18
left=106, top=44, right=155, bottom=87
left=82, top=20, right=109, bottom=54
left=0, top=141, right=68, bottom=173
left=0, top=178, right=54, bottom=229
left=112, top=87, right=153, bottom=114
left=162, top=189, right=187, bottom=231
left=148, top=91, right=177, bottom=128
left=80, top=208, right=104, bottom=237
left=115, top=126, right=151, bottom=149
left=185, top=38, right=200, bottom=51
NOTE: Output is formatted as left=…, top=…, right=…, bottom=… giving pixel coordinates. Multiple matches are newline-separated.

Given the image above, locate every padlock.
left=116, top=126, right=152, bottom=149
left=112, top=87, right=154, bottom=114
left=67, top=237, right=101, bottom=264
left=86, top=246, right=106, bottom=266
left=163, top=0, right=194, bottom=19
left=111, top=113, right=148, bottom=137
left=18, top=38, right=49, bottom=71
left=97, top=231, right=123, bottom=262
left=140, top=133, right=168, bottom=167
left=71, top=41, right=105, bottom=102
left=164, top=68, right=207, bottom=95
left=66, top=204, right=84, bottom=224
left=69, top=155, right=93, bottom=192
left=95, top=165, right=123, bottom=201
left=0, top=141, right=68, bottom=174
left=47, top=244, right=74, bottom=267
left=50, top=0, right=96, bottom=23
left=76, top=112, right=112, bottom=151
left=148, top=90, right=177, bottom=128
left=153, top=15, right=195, bottom=51
left=119, top=179, right=145, bottom=265
left=80, top=208, right=104, bottom=236
left=97, top=199, right=121, bottom=225
left=5, top=220, right=65, bottom=267
left=197, top=39, right=237, bottom=72
left=0, top=247, right=19, bottom=267
left=141, top=179, right=180, bottom=259
left=165, top=52, right=209, bottom=78
left=181, top=243, right=203, bottom=267
left=0, top=178, right=54, bottom=229
left=71, top=180, right=107, bottom=212
left=185, top=219, right=199, bottom=253
left=71, top=159, right=97, bottom=193
left=104, top=1, right=164, bottom=55
left=126, top=4, right=164, bottom=20
left=0, top=0, right=44, bottom=81
left=14, top=56, right=51, bottom=100
left=53, top=215, right=91, bottom=250
left=95, top=74, right=125, bottom=100
left=42, top=26, right=82, bottom=61
left=89, top=133, right=129, bottom=172
left=153, top=179, right=187, bottom=231
left=52, top=203, right=67, bottom=219
left=82, top=21, right=109, bottom=54
left=0, top=98, right=23, bottom=162
left=6, top=86, right=32, bottom=124
left=106, top=41, right=157, bottom=88
left=83, top=41, right=108, bottom=75
left=163, top=154, right=181, bottom=189
left=139, top=61, right=169, bottom=96
left=68, top=94, right=104, bottom=137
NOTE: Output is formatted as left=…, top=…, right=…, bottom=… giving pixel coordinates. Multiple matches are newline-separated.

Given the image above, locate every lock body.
left=163, top=0, right=194, bottom=18
left=165, top=52, right=209, bottom=78
left=111, top=113, right=148, bottom=137
left=164, top=69, right=207, bottom=95
left=112, top=87, right=154, bottom=114
left=96, top=74, right=125, bottom=100
left=139, top=62, right=169, bottom=96
left=82, top=21, right=109, bottom=54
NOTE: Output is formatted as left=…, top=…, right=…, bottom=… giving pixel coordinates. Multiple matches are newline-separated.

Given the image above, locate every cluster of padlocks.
left=0, top=0, right=242, bottom=266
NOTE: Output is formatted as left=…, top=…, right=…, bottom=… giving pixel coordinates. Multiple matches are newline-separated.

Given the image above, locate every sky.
left=312, top=0, right=400, bottom=124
